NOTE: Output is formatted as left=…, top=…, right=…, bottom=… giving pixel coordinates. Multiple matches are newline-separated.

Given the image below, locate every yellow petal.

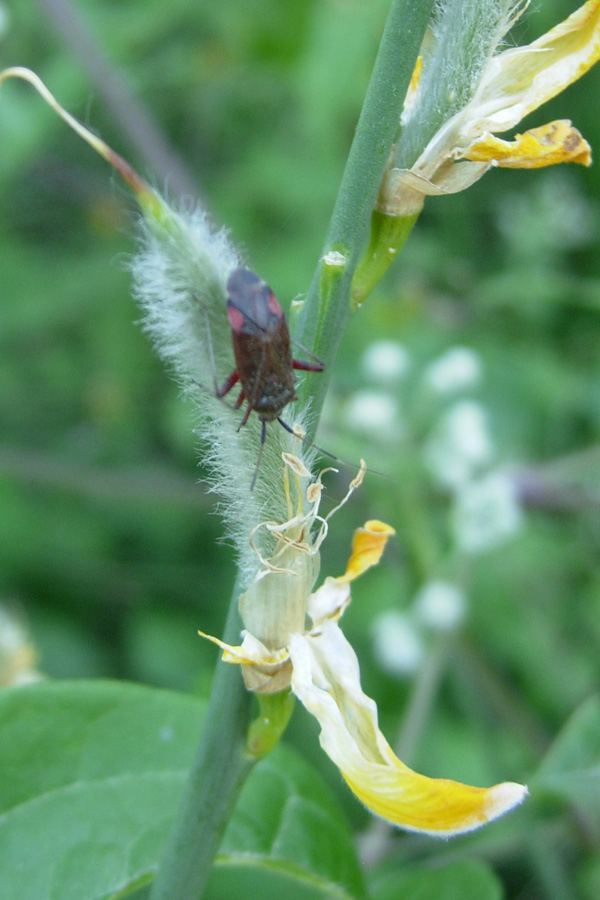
left=197, top=630, right=288, bottom=667
left=464, top=120, right=592, bottom=168
left=402, top=54, right=423, bottom=116
left=338, top=520, right=396, bottom=584
left=471, top=0, right=600, bottom=134
left=344, top=762, right=527, bottom=836
left=198, top=630, right=292, bottom=693
left=379, top=1, right=600, bottom=214
left=289, top=625, right=527, bottom=836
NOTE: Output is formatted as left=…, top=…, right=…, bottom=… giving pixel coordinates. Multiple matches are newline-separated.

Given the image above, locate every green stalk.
left=293, top=0, right=436, bottom=424
left=148, top=581, right=254, bottom=900
left=149, top=3, right=435, bottom=898
left=351, top=210, right=419, bottom=308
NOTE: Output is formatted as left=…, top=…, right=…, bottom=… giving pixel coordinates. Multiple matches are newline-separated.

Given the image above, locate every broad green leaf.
left=369, top=859, right=503, bottom=900
left=533, top=695, right=600, bottom=828
left=0, top=680, right=201, bottom=900
left=219, top=750, right=365, bottom=899
left=0, top=680, right=364, bottom=900
left=206, top=865, right=359, bottom=900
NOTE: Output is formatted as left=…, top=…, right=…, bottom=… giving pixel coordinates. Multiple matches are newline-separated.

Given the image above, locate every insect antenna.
left=276, top=418, right=391, bottom=480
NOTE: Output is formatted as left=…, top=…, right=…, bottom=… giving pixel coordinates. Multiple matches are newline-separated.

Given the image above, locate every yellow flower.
left=380, top=0, right=600, bottom=215
left=203, top=456, right=527, bottom=836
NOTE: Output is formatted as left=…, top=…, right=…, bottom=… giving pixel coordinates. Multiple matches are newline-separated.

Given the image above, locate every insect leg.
left=216, top=369, right=240, bottom=399
left=238, top=399, right=252, bottom=429
left=292, top=358, right=325, bottom=373
left=194, top=299, right=242, bottom=409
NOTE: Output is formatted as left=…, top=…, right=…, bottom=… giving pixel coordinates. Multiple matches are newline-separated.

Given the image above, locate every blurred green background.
left=2, top=1, right=600, bottom=896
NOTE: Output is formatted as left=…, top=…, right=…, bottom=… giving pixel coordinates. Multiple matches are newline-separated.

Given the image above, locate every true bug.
left=213, top=267, right=324, bottom=486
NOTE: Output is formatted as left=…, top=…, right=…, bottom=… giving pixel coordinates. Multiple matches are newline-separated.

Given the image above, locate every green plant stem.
left=293, top=0, right=436, bottom=425
left=395, top=634, right=452, bottom=764
left=395, top=454, right=440, bottom=583
left=351, top=210, right=419, bottom=308
left=246, top=691, right=296, bottom=757
left=149, top=580, right=254, bottom=900
left=150, top=4, right=436, bottom=898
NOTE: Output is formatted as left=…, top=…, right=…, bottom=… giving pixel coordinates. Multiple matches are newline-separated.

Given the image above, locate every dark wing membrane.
left=226, top=266, right=296, bottom=419
left=227, top=267, right=282, bottom=334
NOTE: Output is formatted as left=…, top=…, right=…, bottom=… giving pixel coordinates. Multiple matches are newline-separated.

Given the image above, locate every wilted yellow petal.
left=307, top=578, right=351, bottom=625
left=378, top=0, right=600, bottom=216
left=199, top=629, right=293, bottom=693
left=471, top=0, right=600, bottom=134
left=198, top=629, right=289, bottom=667
left=344, top=759, right=527, bottom=836
left=338, top=520, right=396, bottom=583
left=282, top=451, right=311, bottom=479
left=289, top=624, right=527, bottom=836
left=464, top=120, right=592, bottom=168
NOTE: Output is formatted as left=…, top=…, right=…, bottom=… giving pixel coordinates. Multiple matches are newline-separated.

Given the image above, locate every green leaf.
left=370, top=859, right=503, bottom=900
left=533, top=695, right=600, bottom=829
left=0, top=680, right=364, bottom=900
left=219, top=748, right=365, bottom=899
left=0, top=680, right=202, bottom=900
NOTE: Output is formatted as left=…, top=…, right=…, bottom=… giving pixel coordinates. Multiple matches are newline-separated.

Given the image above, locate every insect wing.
left=226, top=267, right=296, bottom=419
left=226, top=267, right=281, bottom=336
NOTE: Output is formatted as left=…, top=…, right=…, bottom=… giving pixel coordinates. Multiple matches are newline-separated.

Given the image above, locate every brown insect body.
left=226, top=267, right=297, bottom=422
left=216, top=267, right=324, bottom=489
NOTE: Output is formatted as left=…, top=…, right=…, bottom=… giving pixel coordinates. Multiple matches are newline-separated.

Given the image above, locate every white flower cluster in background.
left=424, top=346, right=482, bottom=396
left=371, top=609, right=425, bottom=676
left=414, top=579, right=466, bottom=631
left=361, top=343, right=524, bottom=678
left=452, top=469, right=523, bottom=553
left=361, top=340, right=411, bottom=384
left=343, top=341, right=524, bottom=558
left=340, top=340, right=410, bottom=445
left=344, top=391, right=404, bottom=442
left=422, top=348, right=523, bottom=555
left=372, top=579, right=467, bottom=678
left=424, top=399, right=493, bottom=489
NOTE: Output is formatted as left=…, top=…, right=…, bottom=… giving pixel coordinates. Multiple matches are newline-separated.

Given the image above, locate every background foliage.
left=1, top=1, right=600, bottom=898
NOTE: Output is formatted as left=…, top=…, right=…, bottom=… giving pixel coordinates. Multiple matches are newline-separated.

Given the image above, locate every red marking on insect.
left=216, top=267, right=324, bottom=487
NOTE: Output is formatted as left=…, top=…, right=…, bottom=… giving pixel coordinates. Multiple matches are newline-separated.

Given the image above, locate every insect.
left=214, top=267, right=324, bottom=486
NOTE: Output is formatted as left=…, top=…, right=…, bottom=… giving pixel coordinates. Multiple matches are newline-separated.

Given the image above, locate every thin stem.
left=453, top=637, right=549, bottom=758
left=148, top=582, right=254, bottom=900
left=395, top=634, right=452, bottom=764
left=293, top=0, right=436, bottom=426
left=36, top=0, right=198, bottom=201
left=394, top=455, right=441, bottom=583
left=359, top=635, right=451, bottom=866
left=0, top=445, right=209, bottom=508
